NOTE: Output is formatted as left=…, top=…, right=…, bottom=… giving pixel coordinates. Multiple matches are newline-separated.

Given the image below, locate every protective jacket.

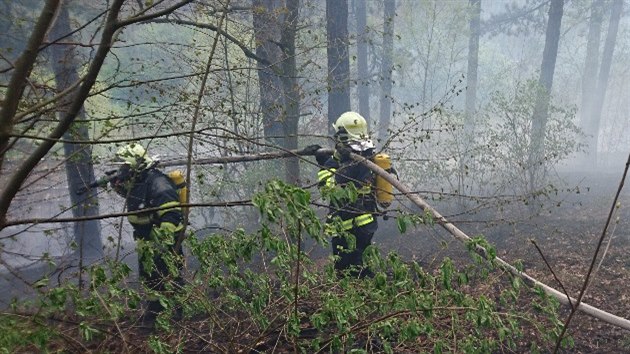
left=122, top=168, right=184, bottom=239
left=318, top=149, right=378, bottom=233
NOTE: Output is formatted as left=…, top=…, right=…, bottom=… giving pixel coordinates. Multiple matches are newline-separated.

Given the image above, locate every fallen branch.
left=159, top=147, right=332, bottom=167
left=348, top=152, right=630, bottom=331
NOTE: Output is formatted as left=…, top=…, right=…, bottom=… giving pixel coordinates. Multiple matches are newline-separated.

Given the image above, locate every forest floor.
left=487, top=175, right=630, bottom=353
left=492, top=203, right=630, bottom=353
left=374, top=170, right=630, bottom=353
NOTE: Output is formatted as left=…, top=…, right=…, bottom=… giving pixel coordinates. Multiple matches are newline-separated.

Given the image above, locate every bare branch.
left=0, top=0, right=61, bottom=173
left=2, top=201, right=252, bottom=229
left=115, top=0, right=195, bottom=28
left=555, top=150, right=630, bottom=350
left=0, top=0, right=125, bottom=230
left=147, top=18, right=270, bottom=65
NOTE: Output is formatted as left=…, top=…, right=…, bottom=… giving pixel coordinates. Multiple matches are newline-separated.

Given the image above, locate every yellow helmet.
left=332, top=111, right=370, bottom=142
left=116, top=143, right=153, bottom=170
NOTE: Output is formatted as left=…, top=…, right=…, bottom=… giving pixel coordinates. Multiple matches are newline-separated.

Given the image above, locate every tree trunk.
left=280, top=0, right=300, bottom=184
left=378, top=0, right=395, bottom=144
left=253, top=0, right=287, bottom=178
left=527, top=0, right=563, bottom=194
left=459, top=0, right=481, bottom=200
left=355, top=0, right=370, bottom=123
left=49, top=4, right=103, bottom=259
left=253, top=0, right=286, bottom=148
left=326, top=0, right=351, bottom=134
left=588, top=0, right=623, bottom=166
left=579, top=0, right=604, bottom=169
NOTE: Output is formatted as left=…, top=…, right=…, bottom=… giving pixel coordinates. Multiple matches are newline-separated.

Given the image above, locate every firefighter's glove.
left=316, top=150, right=333, bottom=166
left=302, top=144, right=322, bottom=155
left=335, top=143, right=352, bottom=162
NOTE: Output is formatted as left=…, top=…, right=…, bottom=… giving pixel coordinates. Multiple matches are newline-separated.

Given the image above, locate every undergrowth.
left=0, top=180, right=569, bottom=353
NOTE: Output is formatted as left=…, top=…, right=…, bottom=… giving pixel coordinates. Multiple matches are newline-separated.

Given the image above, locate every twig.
left=553, top=152, right=630, bottom=352
left=2, top=200, right=252, bottom=229
left=594, top=204, right=620, bottom=274
left=93, top=286, right=130, bottom=352
left=530, top=239, right=573, bottom=309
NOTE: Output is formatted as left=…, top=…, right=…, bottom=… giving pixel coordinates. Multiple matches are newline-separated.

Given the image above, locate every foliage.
left=480, top=79, right=584, bottom=196
left=395, top=79, right=584, bottom=216
left=0, top=181, right=569, bottom=352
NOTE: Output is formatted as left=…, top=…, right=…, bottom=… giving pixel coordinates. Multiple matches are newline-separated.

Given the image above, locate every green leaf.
left=397, top=216, right=407, bottom=234
left=33, top=277, right=49, bottom=289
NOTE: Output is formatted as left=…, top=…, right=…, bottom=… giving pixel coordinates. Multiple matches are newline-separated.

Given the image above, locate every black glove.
left=301, top=144, right=322, bottom=155
left=335, top=143, right=352, bottom=161
left=315, top=149, right=332, bottom=166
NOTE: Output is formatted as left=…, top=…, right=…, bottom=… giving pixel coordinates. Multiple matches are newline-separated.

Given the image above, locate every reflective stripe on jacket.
left=341, top=213, right=374, bottom=230
left=318, top=150, right=378, bottom=232
left=318, top=168, right=337, bottom=188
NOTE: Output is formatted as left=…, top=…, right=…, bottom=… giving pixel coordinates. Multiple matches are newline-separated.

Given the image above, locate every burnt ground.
left=375, top=170, right=630, bottom=353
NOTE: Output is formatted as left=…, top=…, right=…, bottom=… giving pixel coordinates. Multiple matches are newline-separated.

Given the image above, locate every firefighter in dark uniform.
left=315, top=112, right=381, bottom=278
left=112, top=143, right=184, bottom=323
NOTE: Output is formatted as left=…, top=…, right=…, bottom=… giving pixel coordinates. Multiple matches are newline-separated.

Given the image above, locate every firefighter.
left=313, top=111, right=382, bottom=278
left=111, top=143, right=184, bottom=324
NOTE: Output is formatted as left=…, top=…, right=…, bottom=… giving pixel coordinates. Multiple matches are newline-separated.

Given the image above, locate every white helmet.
left=332, top=111, right=374, bottom=151
left=116, top=143, right=154, bottom=170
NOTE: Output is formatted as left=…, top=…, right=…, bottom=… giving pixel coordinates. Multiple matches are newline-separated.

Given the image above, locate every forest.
left=1, top=0, right=630, bottom=352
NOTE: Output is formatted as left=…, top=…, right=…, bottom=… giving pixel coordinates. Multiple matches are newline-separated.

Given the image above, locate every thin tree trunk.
left=527, top=0, right=563, bottom=195
left=579, top=0, right=604, bottom=169
left=459, top=0, right=481, bottom=201
left=280, top=0, right=300, bottom=184
left=49, top=3, right=103, bottom=258
left=355, top=0, right=370, bottom=123
left=588, top=0, right=623, bottom=167
left=326, top=0, right=351, bottom=134
left=378, top=0, right=395, bottom=144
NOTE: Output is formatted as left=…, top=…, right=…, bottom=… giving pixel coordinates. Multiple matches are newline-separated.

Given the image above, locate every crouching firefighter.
left=310, top=111, right=395, bottom=278
left=111, top=143, right=184, bottom=324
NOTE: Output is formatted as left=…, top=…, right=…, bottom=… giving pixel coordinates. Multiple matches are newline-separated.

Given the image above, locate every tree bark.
left=252, top=0, right=287, bottom=177
left=579, top=0, right=604, bottom=169
left=252, top=0, right=286, bottom=147
left=527, top=0, right=563, bottom=194
left=49, top=3, right=103, bottom=258
left=326, top=0, right=351, bottom=134
left=378, top=0, right=395, bottom=144
left=355, top=0, right=370, bottom=122
left=587, top=0, right=623, bottom=166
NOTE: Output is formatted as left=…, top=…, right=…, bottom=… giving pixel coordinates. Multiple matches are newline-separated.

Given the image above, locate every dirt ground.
left=498, top=204, right=630, bottom=353
left=373, top=171, right=630, bottom=353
